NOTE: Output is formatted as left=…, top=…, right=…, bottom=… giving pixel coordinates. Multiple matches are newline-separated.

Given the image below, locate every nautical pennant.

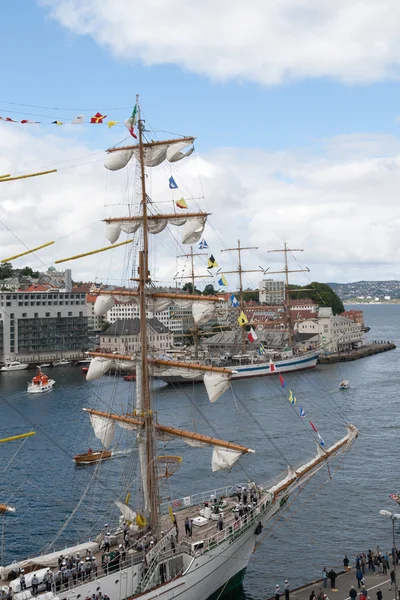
left=299, top=406, right=305, bottom=419
left=207, top=255, right=218, bottom=268
left=317, top=433, right=325, bottom=447
left=124, top=103, right=138, bottom=138
left=269, top=358, right=276, bottom=372
left=258, top=342, right=266, bottom=356
left=199, top=239, right=208, bottom=250
left=107, top=121, right=118, bottom=128
left=309, top=421, right=318, bottom=432
left=230, top=293, right=239, bottom=308
left=279, top=374, right=286, bottom=388
left=218, top=274, right=228, bottom=286
left=90, top=112, right=107, bottom=124
left=176, top=198, right=188, bottom=209
left=169, top=176, right=178, bottom=189
left=237, top=311, right=248, bottom=326
left=72, top=115, right=84, bottom=124
left=288, top=390, right=296, bottom=405
left=52, top=121, right=63, bottom=126
left=247, top=327, right=258, bottom=343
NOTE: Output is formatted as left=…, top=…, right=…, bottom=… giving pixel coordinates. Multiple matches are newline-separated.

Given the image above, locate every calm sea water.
left=0, top=304, right=399, bottom=599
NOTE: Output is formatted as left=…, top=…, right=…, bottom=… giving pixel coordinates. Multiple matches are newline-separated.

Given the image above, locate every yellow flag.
left=238, top=311, right=248, bottom=326
left=107, top=120, right=118, bottom=128
left=176, top=198, right=188, bottom=209
left=168, top=505, right=174, bottom=522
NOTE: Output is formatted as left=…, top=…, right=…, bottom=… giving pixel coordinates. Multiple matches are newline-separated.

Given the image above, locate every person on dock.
left=360, top=582, right=368, bottom=597
left=19, top=570, right=26, bottom=591
left=344, top=555, right=350, bottom=571
left=31, top=574, right=39, bottom=596
left=185, top=516, right=190, bottom=535
left=356, top=567, right=363, bottom=588
left=217, top=514, right=224, bottom=531
left=376, top=589, right=382, bottom=600
left=173, top=513, right=179, bottom=537
left=389, top=569, right=395, bottom=590
left=275, top=584, right=281, bottom=600
left=309, top=590, right=316, bottom=600
left=103, top=531, right=111, bottom=553
left=349, top=585, right=357, bottom=600
left=285, top=580, right=290, bottom=600
left=328, top=568, right=337, bottom=590
left=322, top=568, right=328, bottom=588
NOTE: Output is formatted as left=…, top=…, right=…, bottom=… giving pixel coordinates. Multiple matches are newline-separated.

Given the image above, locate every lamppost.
left=379, top=510, right=400, bottom=600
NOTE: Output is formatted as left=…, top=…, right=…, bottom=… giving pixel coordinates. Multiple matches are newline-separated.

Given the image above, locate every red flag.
left=269, top=358, right=275, bottom=372
left=279, top=374, right=286, bottom=388
left=247, top=327, right=258, bottom=343
left=90, top=112, right=107, bottom=124
left=0, top=117, right=17, bottom=122
left=20, top=119, right=40, bottom=124
left=309, top=421, right=318, bottom=432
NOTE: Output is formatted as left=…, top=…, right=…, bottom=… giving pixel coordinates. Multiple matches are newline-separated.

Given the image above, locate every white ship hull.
left=156, top=350, right=319, bottom=383
left=27, top=379, right=55, bottom=393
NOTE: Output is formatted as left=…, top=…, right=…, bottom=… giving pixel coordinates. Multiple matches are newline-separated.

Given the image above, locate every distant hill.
left=328, top=280, right=400, bottom=300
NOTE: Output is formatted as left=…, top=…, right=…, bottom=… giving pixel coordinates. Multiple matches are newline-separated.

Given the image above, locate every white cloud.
left=40, top=0, right=400, bottom=84
left=1, top=125, right=400, bottom=287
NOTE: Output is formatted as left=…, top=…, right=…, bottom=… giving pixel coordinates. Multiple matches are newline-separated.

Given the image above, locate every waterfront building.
left=297, top=306, right=363, bottom=353
left=100, top=318, right=173, bottom=352
left=259, top=279, right=285, bottom=305
left=0, top=290, right=88, bottom=363
left=341, top=309, right=364, bottom=327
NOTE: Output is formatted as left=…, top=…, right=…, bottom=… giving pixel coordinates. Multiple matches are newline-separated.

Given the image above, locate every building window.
left=34, top=313, right=38, bottom=318
left=22, top=313, right=27, bottom=317
left=68, top=312, right=72, bottom=317
left=46, top=312, right=50, bottom=317
left=57, top=312, right=61, bottom=318
left=79, top=311, right=83, bottom=317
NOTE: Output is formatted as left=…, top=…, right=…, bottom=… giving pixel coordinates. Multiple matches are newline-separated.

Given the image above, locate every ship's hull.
left=156, top=351, right=319, bottom=383
left=27, top=379, right=55, bottom=393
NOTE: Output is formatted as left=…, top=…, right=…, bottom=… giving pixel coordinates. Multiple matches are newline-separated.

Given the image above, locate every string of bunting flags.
left=0, top=104, right=139, bottom=137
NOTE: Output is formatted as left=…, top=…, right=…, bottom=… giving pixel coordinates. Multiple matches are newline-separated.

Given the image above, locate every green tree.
left=182, top=282, right=201, bottom=295
left=203, top=283, right=217, bottom=296
left=289, top=282, right=344, bottom=315
left=242, top=289, right=259, bottom=302
left=0, top=262, right=13, bottom=280
left=19, top=266, right=40, bottom=278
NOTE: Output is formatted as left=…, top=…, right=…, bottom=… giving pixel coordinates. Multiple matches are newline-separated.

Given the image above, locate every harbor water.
left=0, top=304, right=399, bottom=599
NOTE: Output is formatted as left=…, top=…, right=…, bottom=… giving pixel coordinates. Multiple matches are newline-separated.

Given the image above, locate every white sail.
left=120, top=221, right=141, bottom=234
left=105, top=222, right=122, bottom=244
left=94, top=294, right=115, bottom=316
left=166, top=141, right=195, bottom=163
left=115, top=500, right=137, bottom=522
left=104, top=149, right=134, bottom=171
left=211, top=447, right=244, bottom=472
left=181, top=216, right=207, bottom=244
left=204, top=372, right=231, bottom=403
left=131, top=138, right=195, bottom=168
left=89, top=413, right=115, bottom=448
left=147, top=219, right=168, bottom=234
left=86, top=356, right=113, bottom=381
left=192, top=302, right=216, bottom=325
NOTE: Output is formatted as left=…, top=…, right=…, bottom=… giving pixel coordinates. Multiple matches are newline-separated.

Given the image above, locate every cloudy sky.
left=1, top=1, right=400, bottom=288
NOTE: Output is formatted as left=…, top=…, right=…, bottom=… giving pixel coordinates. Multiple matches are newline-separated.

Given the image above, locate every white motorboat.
left=339, top=379, right=350, bottom=390
left=27, top=369, right=55, bottom=394
left=53, top=360, right=71, bottom=367
left=1, top=361, right=29, bottom=372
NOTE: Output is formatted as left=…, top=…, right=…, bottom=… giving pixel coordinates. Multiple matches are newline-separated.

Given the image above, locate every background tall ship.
left=0, top=97, right=358, bottom=600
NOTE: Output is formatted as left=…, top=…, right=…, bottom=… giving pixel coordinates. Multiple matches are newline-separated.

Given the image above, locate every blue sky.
left=2, top=0, right=400, bottom=284
left=1, top=1, right=399, bottom=153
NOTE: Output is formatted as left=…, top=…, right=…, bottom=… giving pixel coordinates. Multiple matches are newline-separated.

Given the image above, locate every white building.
left=259, top=279, right=285, bottom=305
left=0, top=289, right=88, bottom=362
left=100, top=318, right=173, bottom=353
left=297, top=306, right=363, bottom=353
left=106, top=302, right=184, bottom=333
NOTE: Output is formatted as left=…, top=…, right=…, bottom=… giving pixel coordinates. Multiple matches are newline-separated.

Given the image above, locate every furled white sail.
left=166, top=141, right=194, bottom=163
left=115, top=500, right=137, bottom=522
left=119, top=360, right=136, bottom=371
left=104, top=149, right=134, bottom=171
left=181, top=216, right=207, bottom=244
left=89, top=413, right=115, bottom=448
left=105, top=215, right=207, bottom=245
left=105, top=222, right=123, bottom=244
left=94, top=295, right=115, bottom=316
left=137, top=433, right=150, bottom=511
left=86, top=357, right=113, bottom=381
left=148, top=298, right=172, bottom=312
left=203, top=372, right=231, bottom=403
left=192, top=302, right=216, bottom=325
left=211, top=447, right=243, bottom=472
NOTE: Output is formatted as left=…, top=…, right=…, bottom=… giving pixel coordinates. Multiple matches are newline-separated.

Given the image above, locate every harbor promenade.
left=318, top=342, right=396, bottom=364
left=266, top=570, right=395, bottom=600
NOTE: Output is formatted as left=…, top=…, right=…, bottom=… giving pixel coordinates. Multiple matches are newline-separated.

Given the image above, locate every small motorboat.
left=81, top=367, right=89, bottom=374
left=27, top=368, right=55, bottom=394
left=39, top=363, right=51, bottom=368
left=74, top=449, right=112, bottom=464
left=1, top=361, right=29, bottom=372
left=124, top=374, right=136, bottom=381
left=339, top=380, right=350, bottom=390
left=53, top=360, right=71, bottom=367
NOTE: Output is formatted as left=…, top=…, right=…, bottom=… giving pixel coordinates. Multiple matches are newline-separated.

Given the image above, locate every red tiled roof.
left=20, top=284, right=52, bottom=292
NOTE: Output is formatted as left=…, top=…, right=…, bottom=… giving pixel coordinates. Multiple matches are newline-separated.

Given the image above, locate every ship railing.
left=160, top=483, right=250, bottom=515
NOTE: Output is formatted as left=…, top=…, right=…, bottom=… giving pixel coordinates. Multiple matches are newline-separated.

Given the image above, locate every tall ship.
left=154, top=242, right=320, bottom=383
left=0, top=97, right=358, bottom=600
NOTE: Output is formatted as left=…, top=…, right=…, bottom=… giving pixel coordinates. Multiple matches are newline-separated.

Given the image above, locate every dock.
left=318, top=342, right=396, bottom=364
left=267, top=569, right=395, bottom=600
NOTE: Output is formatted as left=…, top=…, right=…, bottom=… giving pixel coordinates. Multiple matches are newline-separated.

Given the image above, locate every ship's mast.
left=267, top=242, right=310, bottom=348
left=137, top=97, right=160, bottom=533
left=175, top=246, right=211, bottom=359
left=222, top=240, right=260, bottom=354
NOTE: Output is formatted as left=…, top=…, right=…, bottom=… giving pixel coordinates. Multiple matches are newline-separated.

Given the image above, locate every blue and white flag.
left=169, top=176, right=178, bottom=189
left=317, top=433, right=325, bottom=447
left=258, top=342, right=266, bottom=356
left=230, top=293, right=239, bottom=307
left=199, top=238, right=208, bottom=249
left=299, top=406, right=305, bottom=419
